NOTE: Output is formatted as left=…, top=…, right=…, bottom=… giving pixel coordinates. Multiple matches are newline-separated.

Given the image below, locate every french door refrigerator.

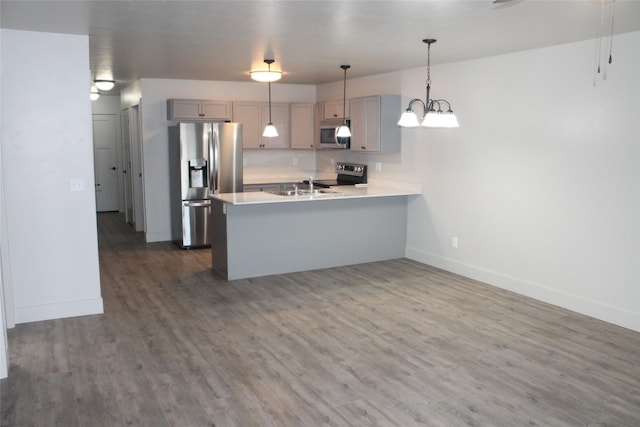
left=169, top=122, right=243, bottom=248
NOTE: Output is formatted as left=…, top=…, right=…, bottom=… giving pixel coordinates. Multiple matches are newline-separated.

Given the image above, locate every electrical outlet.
left=330, top=158, right=335, bottom=166
left=293, top=156, right=298, bottom=166
left=243, top=158, right=247, bottom=167
left=452, top=237, right=458, bottom=249
left=375, top=162, right=382, bottom=171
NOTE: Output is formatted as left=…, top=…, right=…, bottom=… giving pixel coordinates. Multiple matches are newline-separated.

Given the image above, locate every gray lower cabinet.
left=211, top=196, right=408, bottom=280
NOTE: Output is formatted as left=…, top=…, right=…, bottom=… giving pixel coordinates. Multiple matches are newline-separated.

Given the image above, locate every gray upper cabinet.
left=290, top=103, right=315, bottom=150
left=232, top=101, right=290, bottom=149
left=167, top=99, right=233, bottom=121
left=349, top=95, right=401, bottom=153
left=320, top=100, right=350, bottom=120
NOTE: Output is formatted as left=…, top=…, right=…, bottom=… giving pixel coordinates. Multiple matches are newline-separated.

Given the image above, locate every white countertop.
left=212, top=179, right=422, bottom=205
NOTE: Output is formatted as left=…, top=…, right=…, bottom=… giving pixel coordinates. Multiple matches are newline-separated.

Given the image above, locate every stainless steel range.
left=306, top=162, right=367, bottom=188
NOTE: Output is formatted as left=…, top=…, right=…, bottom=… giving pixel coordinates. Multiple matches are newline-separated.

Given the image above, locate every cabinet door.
left=323, top=100, right=349, bottom=120
left=233, top=102, right=262, bottom=148
left=201, top=100, right=232, bottom=120
left=169, top=99, right=203, bottom=119
left=290, top=103, right=315, bottom=149
left=261, top=103, right=290, bottom=149
left=350, top=96, right=381, bottom=152
left=363, top=97, right=381, bottom=151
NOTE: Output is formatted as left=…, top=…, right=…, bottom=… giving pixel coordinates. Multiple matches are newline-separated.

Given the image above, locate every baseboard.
left=406, top=247, right=640, bottom=333
left=14, top=297, right=104, bottom=324
left=145, top=230, right=172, bottom=243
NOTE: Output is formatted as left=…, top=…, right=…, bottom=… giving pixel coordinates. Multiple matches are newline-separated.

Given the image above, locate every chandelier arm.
left=430, top=99, right=454, bottom=111
left=407, top=98, right=427, bottom=116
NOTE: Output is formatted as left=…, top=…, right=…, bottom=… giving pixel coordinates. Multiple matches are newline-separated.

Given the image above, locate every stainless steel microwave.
left=319, top=119, right=350, bottom=149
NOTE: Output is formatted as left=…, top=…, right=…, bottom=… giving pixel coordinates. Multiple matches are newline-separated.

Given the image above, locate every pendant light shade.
left=397, top=108, right=421, bottom=127
left=336, top=64, right=351, bottom=138
left=262, top=123, right=278, bottom=137
left=90, top=90, right=100, bottom=101
left=262, top=59, right=278, bottom=138
left=398, top=39, right=459, bottom=129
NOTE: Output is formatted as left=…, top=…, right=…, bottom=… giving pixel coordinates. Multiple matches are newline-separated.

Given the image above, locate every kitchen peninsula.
left=210, top=181, right=421, bottom=280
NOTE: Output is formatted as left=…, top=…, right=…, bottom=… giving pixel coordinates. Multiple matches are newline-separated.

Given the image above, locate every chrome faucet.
left=309, top=176, right=313, bottom=193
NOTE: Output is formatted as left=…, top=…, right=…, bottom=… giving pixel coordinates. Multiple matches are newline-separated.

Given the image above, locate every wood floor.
left=1, top=213, right=639, bottom=426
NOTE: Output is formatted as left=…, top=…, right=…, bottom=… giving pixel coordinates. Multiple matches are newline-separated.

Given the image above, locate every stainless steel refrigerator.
left=169, top=122, right=243, bottom=248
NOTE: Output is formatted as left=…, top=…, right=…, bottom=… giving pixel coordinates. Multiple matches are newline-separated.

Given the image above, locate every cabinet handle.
left=361, top=146, right=366, bottom=150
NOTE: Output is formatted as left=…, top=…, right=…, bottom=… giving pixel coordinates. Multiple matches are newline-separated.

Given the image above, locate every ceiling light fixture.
left=336, top=65, right=351, bottom=138
left=90, top=90, right=100, bottom=101
left=94, top=79, right=115, bottom=91
left=262, top=59, right=278, bottom=138
left=398, top=39, right=459, bottom=128
left=250, top=64, right=282, bottom=83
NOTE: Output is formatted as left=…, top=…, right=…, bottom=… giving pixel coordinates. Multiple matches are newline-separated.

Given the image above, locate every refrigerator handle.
left=184, top=201, right=211, bottom=208
left=210, top=126, right=220, bottom=193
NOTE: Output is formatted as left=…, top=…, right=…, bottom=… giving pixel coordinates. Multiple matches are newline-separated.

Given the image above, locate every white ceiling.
left=2, top=0, right=639, bottom=90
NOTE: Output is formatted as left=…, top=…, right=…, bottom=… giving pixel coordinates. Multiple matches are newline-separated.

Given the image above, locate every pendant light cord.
left=342, top=66, right=348, bottom=124
left=608, top=0, right=615, bottom=64
left=268, top=62, right=273, bottom=123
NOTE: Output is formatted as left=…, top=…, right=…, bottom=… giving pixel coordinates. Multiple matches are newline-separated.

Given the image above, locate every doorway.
left=92, top=115, right=119, bottom=212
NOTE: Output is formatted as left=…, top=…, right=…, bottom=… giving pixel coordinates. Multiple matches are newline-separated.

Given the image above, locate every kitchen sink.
left=269, top=189, right=343, bottom=197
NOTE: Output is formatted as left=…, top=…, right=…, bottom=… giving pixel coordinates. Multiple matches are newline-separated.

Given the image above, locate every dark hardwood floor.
left=1, top=212, right=639, bottom=426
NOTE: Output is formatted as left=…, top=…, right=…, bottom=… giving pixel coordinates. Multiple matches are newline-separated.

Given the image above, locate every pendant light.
left=398, top=39, right=459, bottom=128
left=336, top=65, right=351, bottom=138
left=262, top=59, right=278, bottom=138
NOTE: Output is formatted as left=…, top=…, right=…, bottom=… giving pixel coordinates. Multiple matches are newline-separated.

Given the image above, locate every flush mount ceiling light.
left=336, top=64, right=351, bottom=138
left=94, top=79, right=115, bottom=91
left=250, top=62, right=282, bottom=83
left=261, top=59, right=279, bottom=138
left=397, top=39, right=459, bottom=129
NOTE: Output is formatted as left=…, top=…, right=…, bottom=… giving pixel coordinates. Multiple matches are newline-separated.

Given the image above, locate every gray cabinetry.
left=350, top=95, right=401, bottom=153
left=232, top=101, right=290, bottom=149
left=167, top=99, right=232, bottom=121
left=290, top=103, right=315, bottom=149
left=320, top=100, right=349, bottom=120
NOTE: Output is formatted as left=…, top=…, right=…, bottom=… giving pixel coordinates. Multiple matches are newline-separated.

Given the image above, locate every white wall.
left=134, top=79, right=316, bottom=242
left=319, top=32, right=640, bottom=331
left=0, top=29, right=103, bottom=323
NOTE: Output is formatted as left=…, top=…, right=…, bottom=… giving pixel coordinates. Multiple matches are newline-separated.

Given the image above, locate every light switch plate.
left=69, top=178, right=85, bottom=192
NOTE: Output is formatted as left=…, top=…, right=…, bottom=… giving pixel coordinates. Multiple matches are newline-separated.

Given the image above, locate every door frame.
left=130, top=104, right=146, bottom=232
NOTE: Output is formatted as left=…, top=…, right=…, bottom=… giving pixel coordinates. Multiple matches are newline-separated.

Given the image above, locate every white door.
left=92, top=115, right=119, bottom=212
